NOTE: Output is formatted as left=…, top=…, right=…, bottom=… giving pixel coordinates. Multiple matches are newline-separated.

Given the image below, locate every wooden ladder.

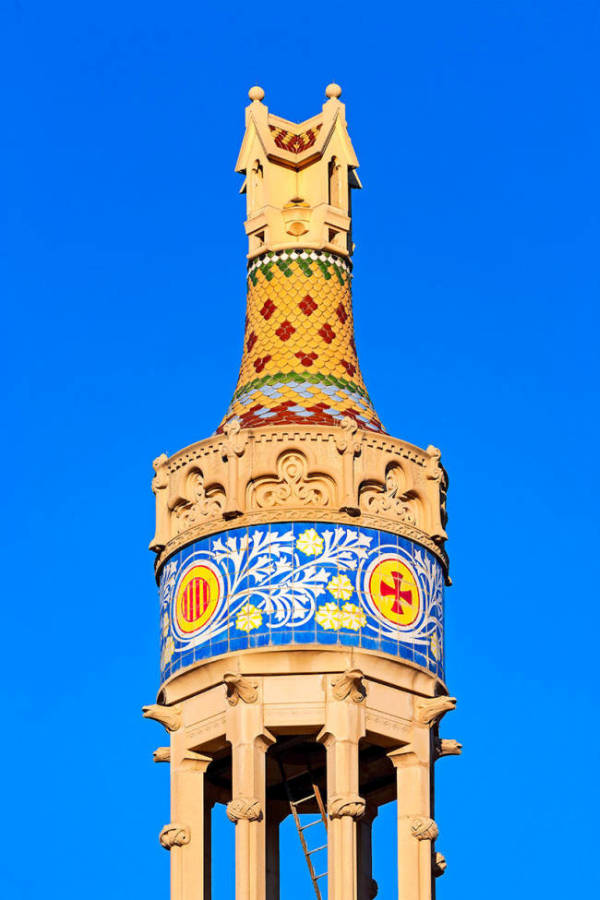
left=277, top=757, right=328, bottom=899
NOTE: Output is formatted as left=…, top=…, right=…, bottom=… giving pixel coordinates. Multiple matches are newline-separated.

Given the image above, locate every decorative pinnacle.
left=325, top=82, right=342, bottom=99
left=248, top=85, right=265, bottom=102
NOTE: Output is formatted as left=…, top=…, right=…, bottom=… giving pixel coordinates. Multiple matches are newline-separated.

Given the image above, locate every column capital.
left=226, top=797, right=263, bottom=823
left=159, top=823, right=191, bottom=850
left=328, top=794, right=366, bottom=819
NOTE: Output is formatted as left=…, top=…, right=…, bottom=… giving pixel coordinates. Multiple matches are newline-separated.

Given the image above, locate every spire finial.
left=248, top=85, right=265, bottom=102
left=325, top=83, right=342, bottom=99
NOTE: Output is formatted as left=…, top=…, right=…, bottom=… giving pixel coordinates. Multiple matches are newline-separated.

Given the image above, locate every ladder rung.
left=308, top=844, right=327, bottom=855
left=300, top=819, right=323, bottom=831
left=315, top=872, right=327, bottom=879
left=292, top=793, right=316, bottom=806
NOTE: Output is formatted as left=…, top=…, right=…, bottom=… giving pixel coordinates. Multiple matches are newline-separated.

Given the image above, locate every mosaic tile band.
left=159, top=522, right=444, bottom=683
left=218, top=250, right=384, bottom=433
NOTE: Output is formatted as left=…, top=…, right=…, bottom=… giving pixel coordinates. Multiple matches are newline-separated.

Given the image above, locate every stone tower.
left=144, top=84, right=459, bottom=900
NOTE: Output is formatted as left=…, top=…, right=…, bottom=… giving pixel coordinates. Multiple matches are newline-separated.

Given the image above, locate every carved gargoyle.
left=223, top=673, right=259, bottom=705
left=434, top=738, right=462, bottom=759
left=331, top=669, right=366, bottom=702
left=153, top=746, right=171, bottom=763
left=414, top=695, right=456, bottom=725
left=142, top=703, right=182, bottom=732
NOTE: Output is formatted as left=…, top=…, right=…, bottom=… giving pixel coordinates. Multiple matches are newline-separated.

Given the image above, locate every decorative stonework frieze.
left=328, top=794, right=366, bottom=819
left=331, top=669, right=366, bottom=702
left=142, top=703, right=182, bottom=732
left=248, top=450, right=335, bottom=509
left=159, top=823, right=191, bottom=849
left=414, top=695, right=456, bottom=725
left=226, top=797, right=263, bottom=822
left=223, top=673, right=259, bottom=705
left=409, top=816, right=439, bottom=841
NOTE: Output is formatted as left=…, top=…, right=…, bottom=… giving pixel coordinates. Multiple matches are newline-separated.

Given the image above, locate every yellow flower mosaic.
left=315, top=601, right=341, bottom=630
left=327, top=574, right=354, bottom=601
left=340, top=602, right=366, bottom=630
left=161, top=635, right=175, bottom=667
left=430, top=633, right=441, bottom=660
left=296, top=528, right=324, bottom=556
left=236, top=602, right=263, bottom=632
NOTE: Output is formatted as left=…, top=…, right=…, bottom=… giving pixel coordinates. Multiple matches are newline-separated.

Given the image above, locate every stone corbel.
left=409, top=816, right=439, bottom=841
left=223, top=419, right=248, bottom=519
left=328, top=794, right=366, bottom=820
left=331, top=669, right=366, bottom=702
left=433, top=852, right=447, bottom=877
left=159, top=823, right=191, bottom=849
left=153, top=746, right=171, bottom=763
left=226, top=796, right=263, bottom=823
left=149, top=453, right=169, bottom=553
left=425, top=445, right=448, bottom=544
left=180, top=750, right=212, bottom=772
left=142, top=703, right=183, bottom=732
left=434, top=738, right=462, bottom=759
left=223, top=673, right=259, bottom=705
left=335, top=417, right=362, bottom=515
left=414, top=695, right=456, bottom=725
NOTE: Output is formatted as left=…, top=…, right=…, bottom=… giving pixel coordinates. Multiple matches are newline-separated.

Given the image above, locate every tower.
left=144, top=84, right=459, bottom=900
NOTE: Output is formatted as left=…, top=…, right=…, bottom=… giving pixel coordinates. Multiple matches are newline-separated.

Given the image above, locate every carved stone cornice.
left=159, top=823, right=191, bottom=849
left=150, top=425, right=449, bottom=576
left=226, top=797, right=263, bottom=823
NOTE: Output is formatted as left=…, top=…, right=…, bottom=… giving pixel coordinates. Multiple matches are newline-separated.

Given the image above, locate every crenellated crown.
left=237, top=84, right=361, bottom=259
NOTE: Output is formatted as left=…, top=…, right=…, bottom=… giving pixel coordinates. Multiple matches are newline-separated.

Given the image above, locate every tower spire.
left=218, top=85, right=384, bottom=433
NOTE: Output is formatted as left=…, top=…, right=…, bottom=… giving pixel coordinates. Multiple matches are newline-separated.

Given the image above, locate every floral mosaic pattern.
left=159, top=523, right=444, bottom=682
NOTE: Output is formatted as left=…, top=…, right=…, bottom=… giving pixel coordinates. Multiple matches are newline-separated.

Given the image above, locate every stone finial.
left=435, top=738, right=462, bottom=759
left=153, top=746, right=171, bottom=763
left=409, top=816, right=439, bottom=841
left=331, top=669, right=366, bottom=702
left=142, top=703, right=182, bottom=732
left=326, top=83, right=342, bottom=99
left=248, top=86, right=265, bottom=102
left=328, top=794, right=366, bottom=819
left=223, top=673, right=259, bottom=705
left=433, top=852, right=447, bottom=877
left=226, top=797, right=263, bottom=822
left=414, top=695, right=456, bottom=725
left=159, top=823, right=191, bottom=850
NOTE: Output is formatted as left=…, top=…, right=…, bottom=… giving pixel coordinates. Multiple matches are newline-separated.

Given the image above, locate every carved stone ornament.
left=334, top=415, right=362, bottom=455
left=248, top=450, right=335, bottom=509
left=159, top=823, right=191, bottom=850
left=142, top=703, right=182, bottom=732
left=328, top=795, right=366, bottom=820
left=170, top=468, right=225, bottom=527
left=153, top=746, right=171, bottom=763
left=414, top=695, right=456, bottom=725
left=223, top=417, right=249, bottom=457
left=409, top=817, right=439, bottom=842
left=223, top=673, right=259, bottom=705
left=331, top=669, right=366, bottom=703
left=433, top=852, right=447, bottom=877
left=359, top=464, right=418, bottom=526
left=435, top=738, right=462, bottom=759
left=226, top=797, right=263, bottom=823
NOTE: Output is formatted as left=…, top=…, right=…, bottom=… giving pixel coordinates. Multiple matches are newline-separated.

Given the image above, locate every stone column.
left=318, top=669, right=367, bottom=900
left=159, top=739, right=213, bottom=900
left=265, top=800, right=287, bottom=900
left=357, top=803, right=379, bottom=900
left=388, top=733, right=435, bottom=900
left=225, top=674, right=275, bottom=900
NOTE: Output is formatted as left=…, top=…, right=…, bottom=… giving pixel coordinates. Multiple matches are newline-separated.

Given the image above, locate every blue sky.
left=2, top=1, right=599, bottom=897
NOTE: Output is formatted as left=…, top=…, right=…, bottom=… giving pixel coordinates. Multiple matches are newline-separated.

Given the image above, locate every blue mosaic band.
left=159, top=522, right=445, bottom=683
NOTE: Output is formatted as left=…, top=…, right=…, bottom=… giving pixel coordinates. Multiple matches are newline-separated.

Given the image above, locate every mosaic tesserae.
left=143, top=83, right=460, bottom=900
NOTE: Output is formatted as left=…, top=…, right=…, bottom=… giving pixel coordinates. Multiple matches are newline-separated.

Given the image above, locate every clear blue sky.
left=2, top=1, right=599, bottom=897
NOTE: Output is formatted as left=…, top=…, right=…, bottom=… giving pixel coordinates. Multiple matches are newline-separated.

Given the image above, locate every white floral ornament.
left=327, top=574, right=354, bottom=601
left=236, top=602, right=263, bottom=633
left=296, top=528, right=324, bottom=556
left=340, top=602, right=366, bottom=630
left=315, top=602, right=341, bottom=630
